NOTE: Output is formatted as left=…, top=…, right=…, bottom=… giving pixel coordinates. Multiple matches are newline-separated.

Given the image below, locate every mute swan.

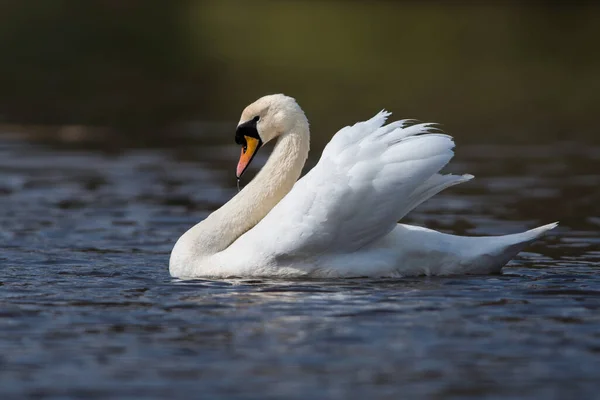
left=170, top=94, right=557, bottom=278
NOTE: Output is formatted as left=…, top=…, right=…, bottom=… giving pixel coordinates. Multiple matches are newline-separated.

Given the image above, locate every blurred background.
left=0, top=0, right=598, bottom=149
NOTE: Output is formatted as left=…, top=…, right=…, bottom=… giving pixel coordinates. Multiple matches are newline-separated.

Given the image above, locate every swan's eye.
left=242, top=145, right=247, bottom=154
left=253, top=116, right=260, bottom=122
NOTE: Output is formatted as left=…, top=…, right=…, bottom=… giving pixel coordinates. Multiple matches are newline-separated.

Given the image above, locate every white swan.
left=170, top=94, right=557, bottom=278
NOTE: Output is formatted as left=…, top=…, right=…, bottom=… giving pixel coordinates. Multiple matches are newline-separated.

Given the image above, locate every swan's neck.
left=175, top=120, right=310, bottom=259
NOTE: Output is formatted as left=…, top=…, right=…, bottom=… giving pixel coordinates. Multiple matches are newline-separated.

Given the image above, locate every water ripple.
left=1, top=139, right=599, bottom=399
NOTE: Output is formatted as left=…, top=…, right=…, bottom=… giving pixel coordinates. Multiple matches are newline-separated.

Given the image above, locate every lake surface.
left=1, top=132, right=599, bottom=399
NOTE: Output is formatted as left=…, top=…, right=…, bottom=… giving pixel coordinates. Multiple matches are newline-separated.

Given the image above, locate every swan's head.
left=235, top=94, right=305, bottom=178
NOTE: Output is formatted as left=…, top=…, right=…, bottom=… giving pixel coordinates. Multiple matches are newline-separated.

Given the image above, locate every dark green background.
left=1, top=1, right=598, bottom=148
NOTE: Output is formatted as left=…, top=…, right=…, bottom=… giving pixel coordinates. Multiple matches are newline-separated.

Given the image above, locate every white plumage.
left=170, top=94, right=556, bottom=278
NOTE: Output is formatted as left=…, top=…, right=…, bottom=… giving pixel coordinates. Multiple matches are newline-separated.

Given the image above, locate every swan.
left=170, top=94, right=557, bottom=278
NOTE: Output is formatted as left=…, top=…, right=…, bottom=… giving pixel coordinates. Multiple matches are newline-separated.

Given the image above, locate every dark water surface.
left=1, top=134, right=600, bottom=399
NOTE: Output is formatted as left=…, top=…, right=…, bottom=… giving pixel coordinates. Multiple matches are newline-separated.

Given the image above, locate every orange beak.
left=236, top=136, right=261, bottom=178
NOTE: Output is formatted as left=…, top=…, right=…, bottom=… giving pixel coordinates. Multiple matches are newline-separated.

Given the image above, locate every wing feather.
left=242, top=111, right=472, bottom=264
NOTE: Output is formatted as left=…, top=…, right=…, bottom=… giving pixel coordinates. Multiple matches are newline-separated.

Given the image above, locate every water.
left=1, top=133, right=599, bottom=399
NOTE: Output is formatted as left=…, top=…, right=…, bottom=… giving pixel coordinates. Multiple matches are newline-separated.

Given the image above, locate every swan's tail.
left=518, top=222, right=559, bottom=241
left=468, top=222, right=559, bottom=274
left=498, top=222, right=559, bottom=250
left=393, top=222, right=558, bottom=276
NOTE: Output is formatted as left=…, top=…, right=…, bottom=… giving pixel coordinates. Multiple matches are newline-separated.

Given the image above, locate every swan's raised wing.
left=241, top=111, right=471, bottom=266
